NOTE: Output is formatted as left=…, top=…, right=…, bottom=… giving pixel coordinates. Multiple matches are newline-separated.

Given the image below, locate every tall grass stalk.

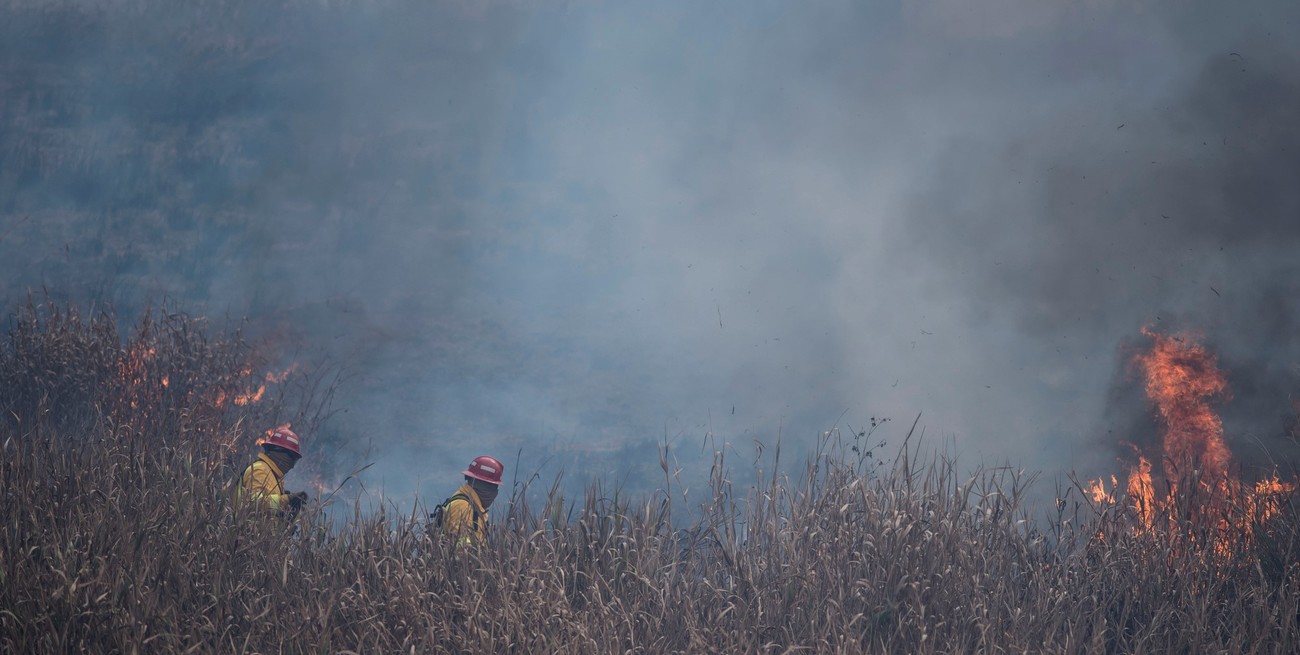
left=1, top=304, right=1297, bottom=653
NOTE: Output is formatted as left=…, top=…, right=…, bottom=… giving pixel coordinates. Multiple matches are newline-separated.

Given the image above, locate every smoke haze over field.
left=2, top=0, right=1298, bottom=508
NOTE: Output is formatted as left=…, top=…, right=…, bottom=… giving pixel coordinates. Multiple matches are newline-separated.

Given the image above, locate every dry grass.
left=0, top=304, right=1297, bottom=654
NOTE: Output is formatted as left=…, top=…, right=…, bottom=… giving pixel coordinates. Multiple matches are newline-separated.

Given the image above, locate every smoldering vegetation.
left=0, top=0, right=779, bottom=501
left=1, top=305, right=1297, bottom=654
left=4, top=2, right=1300, bottom=650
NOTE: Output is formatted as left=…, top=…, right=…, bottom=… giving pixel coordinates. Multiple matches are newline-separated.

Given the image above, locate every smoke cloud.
left=2, top=0, right=1298, bottom=510
left=900, top=4, right=1300, bottom=479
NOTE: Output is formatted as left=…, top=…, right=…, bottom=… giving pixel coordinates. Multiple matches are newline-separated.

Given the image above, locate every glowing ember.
left=118, top=344, right=159, bottom=410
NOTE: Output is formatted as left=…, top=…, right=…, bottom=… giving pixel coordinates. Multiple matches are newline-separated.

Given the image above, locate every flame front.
left=1135, top=327, right=1231, bottom=480
left=1128, top=328, right=1231, bottom=532
left=1082, top=327, right=1298, bottom=563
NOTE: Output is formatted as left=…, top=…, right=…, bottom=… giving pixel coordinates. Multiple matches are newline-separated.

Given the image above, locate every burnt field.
left=1, top=303, right=1296, bottom=654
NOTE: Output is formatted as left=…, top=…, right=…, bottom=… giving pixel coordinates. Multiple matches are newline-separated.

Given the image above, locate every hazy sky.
left=3, top=0, right=1298, bottom=509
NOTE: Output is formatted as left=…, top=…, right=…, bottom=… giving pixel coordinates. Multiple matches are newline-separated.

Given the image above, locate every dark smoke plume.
left=904, top=31, right=1300, bottom=479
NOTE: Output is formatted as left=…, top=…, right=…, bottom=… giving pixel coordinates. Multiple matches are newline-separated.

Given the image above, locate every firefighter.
left=236, top=425, right=308, bottom=517
left=436, top=455, right=503, bottom=545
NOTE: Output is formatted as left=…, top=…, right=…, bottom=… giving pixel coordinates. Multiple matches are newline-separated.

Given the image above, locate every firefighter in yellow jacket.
left=436, top=455, right=503, bottom=545
left=237, top=425, right=308, bottom=517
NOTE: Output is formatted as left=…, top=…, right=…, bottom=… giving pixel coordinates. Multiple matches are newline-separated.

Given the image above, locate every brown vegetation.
left=1, top=303, right=1297, bottom=653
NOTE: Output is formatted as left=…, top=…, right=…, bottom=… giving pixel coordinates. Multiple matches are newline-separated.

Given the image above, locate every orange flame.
left=1080, top=328, right=1299, bottom=561
left=234, top=385, right=266, bottom=406
left=117, top=344, right=158, bottom=410
left=1124, top=455, right=1155, bottom=527
left=214, top=364, right=295, bottom=408
left=265, top=363, right=297, bottom=384
left=255, top=422, right=292, bottom=447
left=1247, top=475, right=1296, bottom=524
left=1135, top=327, right=1231, bottom=480
left=1087, top=475, right=1119, bottom=504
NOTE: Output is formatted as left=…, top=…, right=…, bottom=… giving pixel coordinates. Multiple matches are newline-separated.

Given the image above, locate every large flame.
left=1134, top=327, right=1231, bottom=480
left=1084, top=328, right=1296, bottom=559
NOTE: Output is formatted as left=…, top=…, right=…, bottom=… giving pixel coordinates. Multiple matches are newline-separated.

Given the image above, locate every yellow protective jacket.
left=236, top=453, right=291, bottom=511
left=442, top=483, right=489, bottom=545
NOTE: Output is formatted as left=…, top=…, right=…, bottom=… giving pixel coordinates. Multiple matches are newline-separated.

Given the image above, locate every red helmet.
left=263, top=426, right=301, bottom=456
left=463, top=455, right=503, bottom=485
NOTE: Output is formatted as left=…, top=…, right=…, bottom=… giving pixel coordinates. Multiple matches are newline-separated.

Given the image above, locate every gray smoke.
left=900, top=7, right=1300, bottom=480
left=2, top=0, right=1298, bottom=512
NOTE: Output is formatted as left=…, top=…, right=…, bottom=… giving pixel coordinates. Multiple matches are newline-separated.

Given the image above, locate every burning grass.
left=0, top=306, right=1297, bottom=653
left=1087, top=327, right=1300, bottom=585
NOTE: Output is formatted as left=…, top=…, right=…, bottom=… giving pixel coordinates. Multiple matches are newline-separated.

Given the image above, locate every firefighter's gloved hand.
left=289, top=492, right=308, bottom=511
